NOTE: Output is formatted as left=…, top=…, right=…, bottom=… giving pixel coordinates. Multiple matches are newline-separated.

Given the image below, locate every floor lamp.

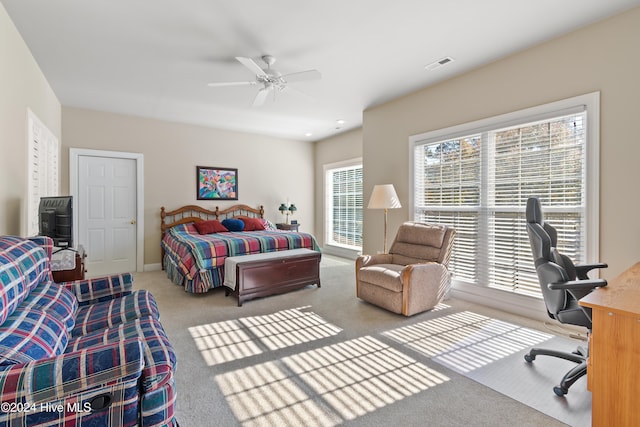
left=367, top=184, right=402, bottom=253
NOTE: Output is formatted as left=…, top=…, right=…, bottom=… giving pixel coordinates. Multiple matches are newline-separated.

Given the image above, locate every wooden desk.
left=580, top=262, right=640, bottom=426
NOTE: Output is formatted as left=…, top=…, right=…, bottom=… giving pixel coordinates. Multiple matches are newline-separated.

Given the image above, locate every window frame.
left=408, top=92, right=600, bottom=302
left=323, top=158, right=363, bottom=258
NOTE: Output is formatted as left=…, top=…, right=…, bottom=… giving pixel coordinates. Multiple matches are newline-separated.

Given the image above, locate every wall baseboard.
left=451, top=280, right=549, bottom=322
left=322, top=245, right=361, bottom=260
left=144, top=263, right=162, bottom=272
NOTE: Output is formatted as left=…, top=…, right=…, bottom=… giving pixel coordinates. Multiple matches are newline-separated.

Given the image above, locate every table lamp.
left=278, top=202, right=297, bottom=224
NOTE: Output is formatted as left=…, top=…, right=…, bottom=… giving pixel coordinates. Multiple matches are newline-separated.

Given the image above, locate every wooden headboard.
left=160, top=204, right=265, bottom=237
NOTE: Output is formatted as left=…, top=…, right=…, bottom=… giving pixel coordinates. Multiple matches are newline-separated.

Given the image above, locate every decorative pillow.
left=237, top=216, right=267, bottom=231
left=194, top=220, right=228, bottom=235
left=170, top=222, right=198, bottom=235
left=263, top=219, right=277, bottom=231
left=221, top=218, right=245, bottom=232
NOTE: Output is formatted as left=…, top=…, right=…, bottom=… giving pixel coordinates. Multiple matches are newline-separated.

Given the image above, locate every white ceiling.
left=3, top=0, right=640, bottom=141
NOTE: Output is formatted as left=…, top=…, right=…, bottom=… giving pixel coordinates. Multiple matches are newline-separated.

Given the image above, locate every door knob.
left=130, top=219, right=136, bottom=225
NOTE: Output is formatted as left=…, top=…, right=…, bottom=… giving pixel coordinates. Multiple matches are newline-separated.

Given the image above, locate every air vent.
left=425, top=56, right=455, bottom=71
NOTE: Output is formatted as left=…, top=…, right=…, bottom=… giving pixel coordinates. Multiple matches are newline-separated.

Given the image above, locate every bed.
left=160, top=204, right=321, bottom=293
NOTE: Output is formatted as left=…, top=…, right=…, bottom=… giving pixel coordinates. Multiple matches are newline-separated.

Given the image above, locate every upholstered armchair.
left=356, top=221, right=456, bottom=316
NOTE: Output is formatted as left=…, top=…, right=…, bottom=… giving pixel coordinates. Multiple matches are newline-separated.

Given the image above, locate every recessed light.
left=336, top=119, right=345, bottom=125
left=304, top=132, right=313, bottom=137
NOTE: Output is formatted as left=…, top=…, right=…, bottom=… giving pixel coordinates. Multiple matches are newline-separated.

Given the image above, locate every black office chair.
left=524, top=197, right=608, bottom=396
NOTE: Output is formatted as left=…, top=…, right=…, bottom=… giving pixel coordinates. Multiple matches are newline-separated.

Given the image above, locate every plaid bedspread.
left=161, top=223, right=320, bottom=292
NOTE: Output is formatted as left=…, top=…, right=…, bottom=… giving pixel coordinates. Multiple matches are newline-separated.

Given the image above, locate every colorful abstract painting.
left=197, top=166, right=238, bottom=200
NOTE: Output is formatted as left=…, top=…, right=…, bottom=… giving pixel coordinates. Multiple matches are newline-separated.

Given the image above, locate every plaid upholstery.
left=0, top=308, right=68, bottom=365
left=22, top=281, right=78, bottom=331
left=141, top=375, right=177, bottom=427
left=71, top=290, right=159, bottom=337
left=68, top=317, right=176, bottom=391
left=0, top=339, right=144, bottom=426
left=0, top=237, right=51, bottom=324
left=27, top=236, right=54, bottom=260
left=0, top=236, right=178, bottom=426
left=60, top=273, right=134, bottom=306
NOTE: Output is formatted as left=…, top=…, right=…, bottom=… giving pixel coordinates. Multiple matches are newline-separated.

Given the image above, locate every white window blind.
left=411, top=95, right=597, bottom=298
left=27, top=109, right=59, bottom=236
left=325, top=161, right=363, bottom=249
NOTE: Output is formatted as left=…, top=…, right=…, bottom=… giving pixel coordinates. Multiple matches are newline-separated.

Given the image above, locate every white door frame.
left=69, top=148, right=144, bottom=273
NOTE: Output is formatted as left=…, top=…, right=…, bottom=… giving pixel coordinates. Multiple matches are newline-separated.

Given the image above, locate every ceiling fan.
left=207, top=55, right=321, bottom=107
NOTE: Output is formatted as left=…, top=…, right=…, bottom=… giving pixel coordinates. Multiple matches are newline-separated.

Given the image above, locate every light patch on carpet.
left=216, top=360, right=340, bottom=427
left=217, top=335, right=449, bottom=426
left=382, top=310, right=553, bottom=373
left=189, top=319, right=263, bottom=366
left=189, top=306, right=342, bottom=366
left=383, top=310, right=591, bottom=426
left=239, top=306, right=342, bottom=351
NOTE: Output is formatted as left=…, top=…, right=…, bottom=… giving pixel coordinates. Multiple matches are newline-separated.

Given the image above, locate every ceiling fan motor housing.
left=258, top=55, right=285, bottom=88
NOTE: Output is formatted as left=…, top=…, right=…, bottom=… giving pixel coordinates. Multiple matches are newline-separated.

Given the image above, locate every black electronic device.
left=38, top=196, right=73, bottom=248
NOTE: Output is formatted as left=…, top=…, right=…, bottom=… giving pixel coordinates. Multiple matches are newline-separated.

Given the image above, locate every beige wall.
left=313, top=128, right=363, bottom=247
left=62, top=107, right=315, bottom=266
left=362, top=6, right=640, bottom=278
left=0, top=4, right=61, bottom=235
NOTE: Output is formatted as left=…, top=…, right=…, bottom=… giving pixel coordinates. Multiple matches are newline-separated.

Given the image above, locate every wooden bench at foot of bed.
left=223, top=249, right=321, bottom=306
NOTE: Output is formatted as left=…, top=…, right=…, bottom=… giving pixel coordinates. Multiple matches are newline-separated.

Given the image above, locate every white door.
left=78, top=156, right=137, bottom=276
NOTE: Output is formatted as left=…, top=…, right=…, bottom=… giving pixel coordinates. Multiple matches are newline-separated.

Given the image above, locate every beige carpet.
left=135, top=256, right=587, bottom=426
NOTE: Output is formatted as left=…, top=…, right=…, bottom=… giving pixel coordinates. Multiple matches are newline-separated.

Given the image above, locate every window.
left=324, top=159, right=363, bottom=252
left=410, top=93, right=599, bottom=298
left=27, top=109, right=59, bottom=236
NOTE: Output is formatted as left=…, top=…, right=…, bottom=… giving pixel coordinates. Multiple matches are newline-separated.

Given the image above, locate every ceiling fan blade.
left=207, top=81, right=256, bottom=87
left=282, top=69, right=321, bottom=83
left=252, top=85, right=273, bottom=107
left=236, top=56, right=268, bottom=77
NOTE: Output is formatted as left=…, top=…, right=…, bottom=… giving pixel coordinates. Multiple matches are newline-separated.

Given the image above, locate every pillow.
left=263, top=219, right=277, bottom=231
left=171, top=222, right=198, bottom=235
left=221, top=218, right=245, bottom=232
left=237, top=216, right=267, bottom=231
left=194, top=220, right=228, bottom=235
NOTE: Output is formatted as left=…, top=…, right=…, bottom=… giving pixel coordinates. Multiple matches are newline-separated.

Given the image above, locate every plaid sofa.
left=0, top=236, right=177, bottom=427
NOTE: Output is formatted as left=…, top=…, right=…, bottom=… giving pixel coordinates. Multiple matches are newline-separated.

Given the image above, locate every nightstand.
left=276, top=223, right=300, bottom=232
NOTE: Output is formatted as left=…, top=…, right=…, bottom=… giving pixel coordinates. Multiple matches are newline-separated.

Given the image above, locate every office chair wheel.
left=553, top=386, right=567, bottom=397
left=524, top=353, right=535, bottom=363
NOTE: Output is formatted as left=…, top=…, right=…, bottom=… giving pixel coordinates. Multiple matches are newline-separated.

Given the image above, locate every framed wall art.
left=196, top=166, right=238, bottom=200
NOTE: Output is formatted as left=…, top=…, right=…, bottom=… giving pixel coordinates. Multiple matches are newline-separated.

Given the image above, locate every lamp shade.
left=367, top=184, right=402, bottom=209
left=288, top=204, right=297, bottom=212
